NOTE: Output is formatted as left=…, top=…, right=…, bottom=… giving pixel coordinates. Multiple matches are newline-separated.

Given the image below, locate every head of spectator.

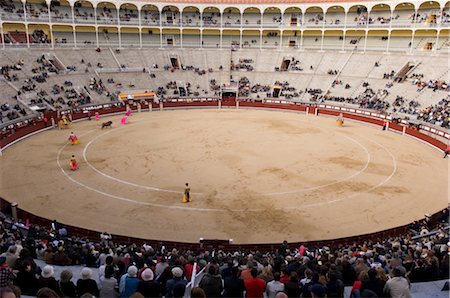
left=0, top=287, right=16, bottom=298
left=310, top=284, right=327, bottom=298
left=275, top=292, right=288, bottom=298
left=105, top=265, right=115, bottom=279
left=60, top=270, right=73, bottom=283
left=172, top=267, right=183, bottom=278
left=251, top=268, right=258, bottom=278
left=80, top=268, right=93, bottom=280
left=128, top=265, right=138, bottom=278
left=36, top=287, right=59, bottom=298
left=191, top=287, right=206, bottom=298
left=41, top=265, right=55, bottom=279
left=141, top=268, right=154, bottom=281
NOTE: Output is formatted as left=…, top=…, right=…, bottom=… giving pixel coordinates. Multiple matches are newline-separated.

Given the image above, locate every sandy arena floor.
left=0, top=109, right=448, bottom=244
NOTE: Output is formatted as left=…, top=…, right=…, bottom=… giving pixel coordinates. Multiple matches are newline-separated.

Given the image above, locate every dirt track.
left=0, top=109, right=448, bottom=244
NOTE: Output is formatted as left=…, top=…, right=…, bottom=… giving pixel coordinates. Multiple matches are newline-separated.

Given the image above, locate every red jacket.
left=244, top=277, right=266, bottom=298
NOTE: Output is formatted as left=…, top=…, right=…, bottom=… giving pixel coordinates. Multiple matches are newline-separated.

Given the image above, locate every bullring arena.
left=0, top=104, right=448, bottom=244
left=0, top=0, right=450, bottom=295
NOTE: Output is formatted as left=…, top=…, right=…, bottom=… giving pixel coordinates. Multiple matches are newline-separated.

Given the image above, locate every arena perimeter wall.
left=0, top=98, right=448, bottom=250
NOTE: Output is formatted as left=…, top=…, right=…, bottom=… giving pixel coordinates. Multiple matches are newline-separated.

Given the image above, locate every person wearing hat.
left=0, top=256, right=15, bottom=288
left=37, top=265, right=60, bottom=295
left=59, top=270, right=77, bottom=297
left=137, top=268, right=160, bottom=297
left=166, top=267, right=187, bottom=298
left=77, top=268, right=99, bottom=297
left=100, top=265, right=118, bottom=298
left=119, top=265, right=139, bottom=298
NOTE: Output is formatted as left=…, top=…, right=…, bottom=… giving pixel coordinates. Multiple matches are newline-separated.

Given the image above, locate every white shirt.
left=266, top=280, right=285, bottom=298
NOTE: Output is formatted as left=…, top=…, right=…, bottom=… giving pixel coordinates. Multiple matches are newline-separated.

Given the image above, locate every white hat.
left=171, top=267, right=183, bottom=278
left=81, top=268, right=92, bottom=280
left=142, top=268, right=154, bottom=281
left=41, top=265, right=54, bottom=278
left=128, top=265, right=138, bottom=277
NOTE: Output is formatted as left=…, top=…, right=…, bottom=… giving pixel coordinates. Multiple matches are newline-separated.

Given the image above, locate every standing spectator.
left=58, top=270, right=77, bottom=298
left=37, top=265, right=59, bottom=294
left=224, top=266, right=245, bottom=297
left=199, top=265, right=223, bottom=297
left=266, top=272, right=284, bottom=298
left=244, top=268, right=266, bottom=298
left=0, top=257, right=16, bottom=288
left=136, top=268, right=160, bottom=297
left=77, top=268, right=99, bottom=297
left=284, top=272, right=301, bottom=298
left=119, top=266, right=139, bottom=298
left=361, top=268, right=385, bottom=297
left=383, top=266, right=411, bottom=298
left=326, top=271, right=344, bottom=298
left=184, top=257, right=199, bottom=281
left=166, top=267, right=187, bottom=298
left=155, top=257, right=169, bottom=278
left=100, top=265, right=118, bottom=298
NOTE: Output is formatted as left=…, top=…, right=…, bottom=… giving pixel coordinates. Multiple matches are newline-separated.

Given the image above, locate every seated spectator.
left=383, top=266, right=411, bottom=298
left=77, top=268, right=99, bottom=297
left=100, top=265, right=118, bottom=298
left=166, top=267, right=186, bottom=298
left=0, top=257, right=16, bottom=288
left=58, top=270, right=77, bottom=297
left=14, top=260, right=38, bottom=295
left=37, top=265, right=59, bottom=294
left=119, top=265, right=138, bottom=298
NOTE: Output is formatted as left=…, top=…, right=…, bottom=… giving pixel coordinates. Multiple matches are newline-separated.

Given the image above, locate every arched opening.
left=75, top=25, right=96, bottom=46
left=262, top=7, right=282, bottom=27
left=366, top=29, right=389, bottom=51
left=96, top=2, right=117, bottom=25
left=120, top=27, right=139, bottom=47
left=413, top=29, right=437, bottom=51
left=392, top=3, right=416, bottom=27
left=323, top=29, right=343, bottom=49
left=283, top=7, right=302, bottom=27
left=98, top=26, right=119, bottom=47
left=119, top=3, right=138, bottom=25
left=242, top=7, right=261, bottom=28
left=74, top=0, right=95, bottom=24
left=222, top=29, right=240, bottom=47
left=182, top=6, right=201, bottom=27
left=390, top=29, right=413, bottom=51
left=368, top=4, right=391, bottom=27
left=0, top=0, right=25, bottom=22
left=162, top=28, right=181, bottom=47
left=28, top=24, right=51, bottom=45
left=325, top=6, right=345, bottom=27
left=202, top=29, right=220, bottom=47
left=3, top=23, right=29, bottom=45
left=162, top=6, right=180, bottom=26
left=141, top=28, right=160, bottom=47
left=50, top=0, right=72, bottom=23
left=261, top=30, right=280, bottom=48
left=140, top=5, right=159, bottom=26
left=347, top=5, right=368, bottom=27
left=281, top=29, right=301, bottom=47
left=222, top=7, right=241, bottom=28
left=182, top=28, right=200, bottom=47
left=26, top=0, right=49, bottom=22
left=242, top=30, right=260, bottom=47
left=202, top=7, right=220, bottom=27
left=437, top=29, right=449, bottom=50
left=344, top=30, right=365, bottom=50
left=416, top=1, right=441, bottom=26
left=302, top=29, right=322, bottom=49
left=304, top=7, right=324, bottom=28
left=442, top=2, right=450, bottom=25
left=52, top=25, right=74, bottom=46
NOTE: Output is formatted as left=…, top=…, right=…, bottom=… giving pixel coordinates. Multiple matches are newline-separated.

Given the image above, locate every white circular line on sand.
left=56, top=117, right=396, bottom=212
left=82, top=120, right=369, bottom=197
